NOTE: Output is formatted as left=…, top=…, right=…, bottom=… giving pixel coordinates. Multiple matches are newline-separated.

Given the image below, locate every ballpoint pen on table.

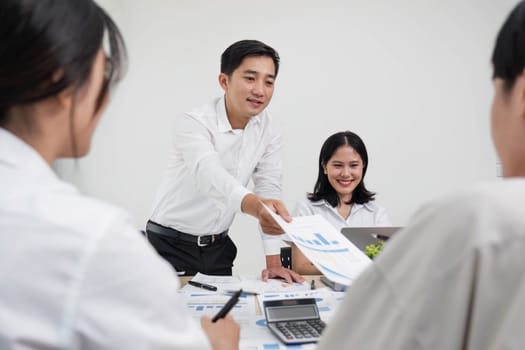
left=212, top=289, right=242, bottom=322
left=187, top=280, right=218, bottom=291
left=225, top=290, right=259, bottom=296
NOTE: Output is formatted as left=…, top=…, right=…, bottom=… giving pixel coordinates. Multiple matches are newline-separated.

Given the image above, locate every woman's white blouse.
left=293, top=198, right=391, bottom=231
left=0, top=129, right=210, bottom=349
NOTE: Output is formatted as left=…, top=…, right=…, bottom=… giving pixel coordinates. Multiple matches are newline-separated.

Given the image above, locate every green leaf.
left=364, top=240, right=384, bottom=259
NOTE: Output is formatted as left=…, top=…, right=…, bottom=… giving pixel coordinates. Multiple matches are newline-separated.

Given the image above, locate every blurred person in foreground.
left=318, top=2, right=525, bottom=349
left=0, top=1, right=239, bottom=349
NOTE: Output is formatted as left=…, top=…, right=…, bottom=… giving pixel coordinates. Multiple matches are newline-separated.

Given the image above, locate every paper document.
left=179, top=273, right=315, bottom=349
left=180, top=273, right=311, bottom=294
left=264, top=205, right=371, bottom=285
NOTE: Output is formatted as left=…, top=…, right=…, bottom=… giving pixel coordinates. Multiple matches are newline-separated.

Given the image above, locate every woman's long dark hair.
left=308, top=131, right=375, bottom=207
left=0, top=0, right=127, bottom=154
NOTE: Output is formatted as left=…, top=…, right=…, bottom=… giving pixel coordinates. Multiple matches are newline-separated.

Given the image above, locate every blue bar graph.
left=314, top=233, right=329, bottom=245
left=293, top=232, right=349, bottom=253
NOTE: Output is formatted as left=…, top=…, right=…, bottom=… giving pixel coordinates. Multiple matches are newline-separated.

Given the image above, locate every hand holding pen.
left=200, top=313, right=240, bottom=349
left=212, top=289, right=242, bottom=322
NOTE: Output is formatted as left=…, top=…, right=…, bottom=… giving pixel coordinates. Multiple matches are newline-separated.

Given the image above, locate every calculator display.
left=266, top=304, right=319, bottom=322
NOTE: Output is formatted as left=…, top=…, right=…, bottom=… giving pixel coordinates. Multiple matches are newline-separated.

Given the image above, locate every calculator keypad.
left=274, top=319, right=325, bottom=341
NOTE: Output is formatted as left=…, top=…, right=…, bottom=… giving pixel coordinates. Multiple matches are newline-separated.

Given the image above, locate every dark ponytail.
left=0, top=0, right=127, bottom=125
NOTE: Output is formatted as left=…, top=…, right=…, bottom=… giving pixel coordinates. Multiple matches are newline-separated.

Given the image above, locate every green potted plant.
left=364, top=240, right=384, bottom=259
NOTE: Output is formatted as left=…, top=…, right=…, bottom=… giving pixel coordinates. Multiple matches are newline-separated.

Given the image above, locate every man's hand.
left=201, top=314, right=240, bottom=350
left=241, top=194, right=292, bottom=235
left=262, top=254, right=305, bottom=283
left=261, top=266, right=305, bottom=283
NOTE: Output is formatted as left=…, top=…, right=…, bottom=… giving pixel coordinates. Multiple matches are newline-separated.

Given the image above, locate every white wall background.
left=57, top=0, right=517, bottom=275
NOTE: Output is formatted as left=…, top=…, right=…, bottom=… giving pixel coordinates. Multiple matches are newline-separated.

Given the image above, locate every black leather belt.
left=146, top=221, right=228, bottom=247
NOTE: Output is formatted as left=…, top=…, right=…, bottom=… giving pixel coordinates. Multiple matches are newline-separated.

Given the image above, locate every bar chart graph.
left=292, top=232, right=349, bottom=253
left=262, top=206, right=371, bottom=285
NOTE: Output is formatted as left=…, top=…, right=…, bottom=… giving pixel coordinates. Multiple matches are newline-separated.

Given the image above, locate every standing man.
left=147, top=40, right=303, bottom=283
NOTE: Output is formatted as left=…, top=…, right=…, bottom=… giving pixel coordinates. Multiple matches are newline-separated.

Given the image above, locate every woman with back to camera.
left=290, top=131, right=390, bottom=274
left=0, top=1, right=239, bottom=349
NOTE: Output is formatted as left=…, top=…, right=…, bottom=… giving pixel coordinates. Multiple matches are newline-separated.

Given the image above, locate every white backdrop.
left=57, top=0, right=516, bottom=274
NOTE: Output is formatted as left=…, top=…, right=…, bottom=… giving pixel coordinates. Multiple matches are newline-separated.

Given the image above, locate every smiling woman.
left=287, top=131, right=391, bottom=274
left=316, top=2, right=525, bottom=348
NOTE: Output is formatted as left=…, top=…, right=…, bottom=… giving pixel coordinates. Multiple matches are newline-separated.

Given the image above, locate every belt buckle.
left=197, top=235, right=207, bottom=247
left=197, top=234, right=216, bottom=247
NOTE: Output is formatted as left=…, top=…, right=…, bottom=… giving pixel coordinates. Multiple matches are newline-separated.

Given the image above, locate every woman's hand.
left=201, top=314, right=240, bottom=350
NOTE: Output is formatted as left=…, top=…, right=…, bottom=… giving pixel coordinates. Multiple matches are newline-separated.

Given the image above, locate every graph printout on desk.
left=264, top=206, right=371, bottom=286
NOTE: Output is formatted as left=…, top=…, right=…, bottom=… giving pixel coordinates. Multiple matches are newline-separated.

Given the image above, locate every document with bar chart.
left=264, top=205, right=371, bottom=286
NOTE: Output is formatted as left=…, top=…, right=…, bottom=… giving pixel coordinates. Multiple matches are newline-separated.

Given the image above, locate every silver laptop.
left=340, top=227, right=402, bottom=251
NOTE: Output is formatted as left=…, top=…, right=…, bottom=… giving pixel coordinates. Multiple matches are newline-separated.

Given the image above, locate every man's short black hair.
left=492, top=1, right=525, bottom=92
left=220, top=40, right=280, bottom=78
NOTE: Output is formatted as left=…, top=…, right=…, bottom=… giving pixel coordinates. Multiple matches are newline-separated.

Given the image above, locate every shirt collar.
left=0, top=128, right=57, bottom=181
left=216, top=95, right=262, bottom=133
left=311, top=198, right=373, bottom=212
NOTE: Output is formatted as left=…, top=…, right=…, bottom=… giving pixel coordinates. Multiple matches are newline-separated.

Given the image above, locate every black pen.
left=310, top=280, right=315, bottom=290
left=187, top=280, right=218, bottom=291
left=225, top=290, right=259, bottom=296
left=212, top=289, right=242, bottom=322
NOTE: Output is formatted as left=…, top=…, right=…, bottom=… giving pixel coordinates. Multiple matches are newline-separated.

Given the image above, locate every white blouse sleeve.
left=74, top=218, right=211, bottom=349
left=375, top=205, right=392, bottom=226
left=292, top=199, right=316, bottom=217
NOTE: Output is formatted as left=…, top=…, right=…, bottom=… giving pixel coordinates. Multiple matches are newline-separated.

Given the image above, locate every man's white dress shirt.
left=150, top=96, right=283, bottom=254
left=0, top=128, right=210, bottom=349
left=317, top=180, right=525, bottom=350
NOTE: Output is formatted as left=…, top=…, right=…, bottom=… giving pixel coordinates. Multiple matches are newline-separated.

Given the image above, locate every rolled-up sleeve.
left=76, top=219, right=211, bottom=349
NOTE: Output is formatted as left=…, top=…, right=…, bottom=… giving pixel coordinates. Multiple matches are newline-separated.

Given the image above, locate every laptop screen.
left=340, top=227, right=402, bottom=251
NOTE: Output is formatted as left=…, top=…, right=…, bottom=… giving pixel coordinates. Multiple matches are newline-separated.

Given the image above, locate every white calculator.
left=263, top=298, right=326, bottom=345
